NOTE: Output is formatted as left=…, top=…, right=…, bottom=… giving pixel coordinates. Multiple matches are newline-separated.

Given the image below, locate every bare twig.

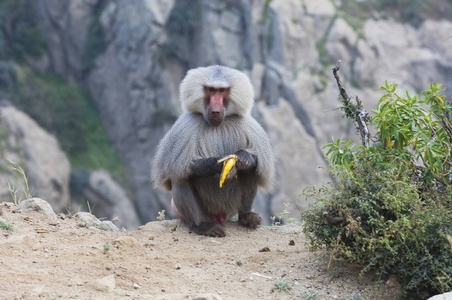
left=441, top=114, right=452, bottom=144
left=332, top=61, right=350, bottom=107
left=332, top=61, right=370, bottom=147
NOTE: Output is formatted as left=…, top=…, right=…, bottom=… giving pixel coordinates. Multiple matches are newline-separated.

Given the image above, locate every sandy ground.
left=0, top=201, right=400, bottom=300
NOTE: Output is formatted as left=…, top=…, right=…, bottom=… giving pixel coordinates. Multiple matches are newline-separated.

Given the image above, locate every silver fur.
left=151, top=65, right=275, bottom=227
left=179, top=65, right=254, bottom=118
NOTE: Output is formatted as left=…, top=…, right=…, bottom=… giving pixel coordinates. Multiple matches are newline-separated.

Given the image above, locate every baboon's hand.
left=235, top=150, right=256, bottom=171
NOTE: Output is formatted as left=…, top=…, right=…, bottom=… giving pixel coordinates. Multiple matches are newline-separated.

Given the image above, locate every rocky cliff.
left=0, top=103, right=70, bottom=211
left=1, top=0, right=451, bottom=226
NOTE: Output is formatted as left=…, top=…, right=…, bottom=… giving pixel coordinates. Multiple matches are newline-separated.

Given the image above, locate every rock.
left=0, top=61, right=16, bottom=91
left=85, top=0, right=178, bottom=223
left=100, top=220, right=120, bottom=232
left=133, top=283, right=141, bottom=289
left=303, top=0, right=335, bottom=17
left=83, top=169, right=140, bottom=230
left=0, top=105, right=70, bottom=212
left=27, top=0, right=452, bottom=225
left=257, top=98, right=329, bottom=216
left=220, top=8, right=243, bottom=34
left=326, top=18, right=358, bottom=79
left=302, top=0, right=336, bottom=38
left=85, top=274, right=115, bottom=294
left=385, top=274, right=401, bottom=290
left=31, top=0, right=95, bottom=81
left=427, top=292, right=452, bottom=300
left=74, top=212, right=119, bottom=232
left=261, top=66, right=283, bottom=106
left=250, top=63, right=265, bottom=100
left=16, top=198, right=57, bottom=220
left=74, top=211, right=97, bottom=223
left=270, top=0, right=320, bottom=71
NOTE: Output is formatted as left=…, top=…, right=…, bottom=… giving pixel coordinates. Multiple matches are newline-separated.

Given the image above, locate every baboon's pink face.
left=203, top=86, right=230, bottom=127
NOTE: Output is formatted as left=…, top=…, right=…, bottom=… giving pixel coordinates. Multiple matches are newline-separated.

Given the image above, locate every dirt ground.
left=0, top=201, right=401, bottom=300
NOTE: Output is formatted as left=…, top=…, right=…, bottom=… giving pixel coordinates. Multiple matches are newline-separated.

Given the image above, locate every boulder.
left=0, top=104, right=70, bottom=212
left=16, top=198, right=57, bottom=220
left=83, top=169, right=140, bottom=230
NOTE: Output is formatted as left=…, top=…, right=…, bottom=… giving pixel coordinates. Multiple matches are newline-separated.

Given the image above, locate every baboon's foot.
left=239, top=212, right=262, bottom=229
left=191, top=222, right=226, bottom=237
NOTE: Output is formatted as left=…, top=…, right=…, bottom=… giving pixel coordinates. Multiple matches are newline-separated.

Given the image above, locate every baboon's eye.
left=209, top=87, right=215, bottom=92
left=219, top=88, right=225, bottom=93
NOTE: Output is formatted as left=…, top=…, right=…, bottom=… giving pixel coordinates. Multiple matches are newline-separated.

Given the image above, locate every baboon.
left=151, top=65, right=275, bottom=237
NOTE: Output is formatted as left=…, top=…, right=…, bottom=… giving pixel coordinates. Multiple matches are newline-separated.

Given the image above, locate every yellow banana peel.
left=218, top=154, right=237, bottom=188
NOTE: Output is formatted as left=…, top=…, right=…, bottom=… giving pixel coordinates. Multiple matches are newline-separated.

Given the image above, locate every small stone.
left=386, top=274, right=401, bottom=290
left=17, top=198, right=57, bottom=219
left=133, top=283, right=141, bottom=289
left=174, top=264, right=181, bottom=270
left=100, top=220, right=119, bottom=232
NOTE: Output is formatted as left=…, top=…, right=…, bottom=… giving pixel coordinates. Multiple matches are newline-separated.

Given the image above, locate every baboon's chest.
left=196, top=122, right=249, bottom=158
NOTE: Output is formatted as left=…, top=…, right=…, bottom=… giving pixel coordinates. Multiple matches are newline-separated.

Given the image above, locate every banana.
left=218, top=155, right=238, bottom=188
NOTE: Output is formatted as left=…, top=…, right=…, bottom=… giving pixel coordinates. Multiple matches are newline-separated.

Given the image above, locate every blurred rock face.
left=23, top=0, right=452, bottom=223
left=0, top=104, right=70, bottom=211
left=84, top=169, right=141, bottom=230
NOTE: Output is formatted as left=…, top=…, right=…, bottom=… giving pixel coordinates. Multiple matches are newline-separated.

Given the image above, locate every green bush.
left=301, top=82, right=452, bottom=299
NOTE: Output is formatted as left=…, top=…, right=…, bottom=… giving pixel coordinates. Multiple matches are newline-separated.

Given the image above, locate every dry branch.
left=332, top=60, right=370, bottom=147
